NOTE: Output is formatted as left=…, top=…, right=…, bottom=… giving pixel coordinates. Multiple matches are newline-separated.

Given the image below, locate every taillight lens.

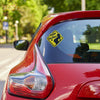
left=8, top=72, right=53, bottom=98
left=8, top=44, right=54, bottom=99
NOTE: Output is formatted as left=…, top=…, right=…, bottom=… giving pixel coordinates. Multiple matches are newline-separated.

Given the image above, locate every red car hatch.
left=47, top=64, right=100, bottom=100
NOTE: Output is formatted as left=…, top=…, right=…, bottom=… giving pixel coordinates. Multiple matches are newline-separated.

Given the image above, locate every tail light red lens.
left=8, top=44, right=54, bottom=99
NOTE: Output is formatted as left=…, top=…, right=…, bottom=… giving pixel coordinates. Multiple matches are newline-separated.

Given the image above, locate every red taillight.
left=78, top=81, right=100, bottom=99
left=8, top=44, right=54, bottom=99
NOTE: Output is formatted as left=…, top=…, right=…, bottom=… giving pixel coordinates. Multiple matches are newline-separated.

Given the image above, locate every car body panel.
left=2, top=64, right=100, bottom=100
left=2, top=10, right=100, bottom=100
left=47, top=64, right=100, bottom=100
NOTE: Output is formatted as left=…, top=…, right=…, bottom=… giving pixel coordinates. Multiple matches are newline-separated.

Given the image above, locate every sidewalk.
left=0, top=43, right=13, bottom=48
left=0, top=47, right=26, bottom=99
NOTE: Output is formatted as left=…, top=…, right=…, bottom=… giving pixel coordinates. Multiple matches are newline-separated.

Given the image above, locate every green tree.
left=43, top=0, right=100, bottom=13
left=18, top=0, right=48, bottom=37
left=0, top=0, right=48, bottom=39
left=86, top=0, right=100, bottom=10
left=0, top=0, right=7, bottom=36
left=43, top=0, right=81, bottom=13
left=84, top=25, right=100, bottom=43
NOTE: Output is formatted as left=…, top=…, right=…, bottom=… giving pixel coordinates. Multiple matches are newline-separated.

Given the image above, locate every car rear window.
left=38, top=19, right=100, bottom=63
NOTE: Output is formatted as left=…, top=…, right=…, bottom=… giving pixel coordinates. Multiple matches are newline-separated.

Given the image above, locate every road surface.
left=0, top=44, right=26, bottom=99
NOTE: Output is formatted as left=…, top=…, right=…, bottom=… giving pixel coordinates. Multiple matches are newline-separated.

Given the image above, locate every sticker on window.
left=47, top=30, right=63, bottom=47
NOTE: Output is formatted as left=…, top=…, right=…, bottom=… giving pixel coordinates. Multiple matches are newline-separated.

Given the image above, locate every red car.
left=2, top=10, right=100, bottom=100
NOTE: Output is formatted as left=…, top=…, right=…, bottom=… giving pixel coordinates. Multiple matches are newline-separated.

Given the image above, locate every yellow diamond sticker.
left=47, top=30, right=63, bottom=47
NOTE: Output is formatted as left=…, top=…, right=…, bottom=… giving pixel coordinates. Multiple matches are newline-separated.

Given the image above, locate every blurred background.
left=0, top=0, right=100, bottom=43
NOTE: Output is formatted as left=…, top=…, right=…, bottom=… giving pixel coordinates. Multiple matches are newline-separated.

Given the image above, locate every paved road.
left=0, top=44, right=26, bottom=99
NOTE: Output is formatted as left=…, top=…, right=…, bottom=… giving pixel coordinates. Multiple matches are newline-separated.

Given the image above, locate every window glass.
left=38, top=19, right=100, bottom=63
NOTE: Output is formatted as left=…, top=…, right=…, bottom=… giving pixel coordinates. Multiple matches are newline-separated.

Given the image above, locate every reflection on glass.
left=38, top=19, right=100, bottom=63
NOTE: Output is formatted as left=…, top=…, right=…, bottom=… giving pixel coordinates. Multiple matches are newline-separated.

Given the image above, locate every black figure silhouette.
left=54, top=34, right=61, bottom=45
